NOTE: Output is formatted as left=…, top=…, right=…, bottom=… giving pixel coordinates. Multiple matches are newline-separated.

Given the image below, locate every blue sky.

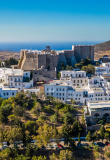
left=0, top=0, right=110, bottom=42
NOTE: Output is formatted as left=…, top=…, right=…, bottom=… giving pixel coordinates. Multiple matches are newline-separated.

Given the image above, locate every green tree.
left=7, top=127, right=23, bottom=147
left=36, top=124, right=53, bottom=148
left=92, top=131, right=99, bottom=142
left=13, top=105, right=25, bottom=117
left=57, top=71, right=61, bottom=79
left=25, top=120, right=37, bottom=135
left=15, top=155, right=28, bottom=160
left=25, top=144, right=34, bottom=158
left=0, top=104, right=12, bottom=123
left=100, top=125, right=105, bottom=142
left=59, top=149, right=74, bottom=160
left=81, top=64, right=95, bottom=74
left=86, top=131, right=92, bottom=142
left=32, top=155, right=47, bottom=160
left=78, top=133, right=81, bottom=143
left=62, top=124, right=71, bottom=139
left=105, top=132, right=110, bottom=141
left=75, top=58, right=91, bottom=69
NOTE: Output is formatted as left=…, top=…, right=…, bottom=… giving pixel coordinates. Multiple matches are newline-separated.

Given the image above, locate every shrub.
left=93, top=145, right=99, bottom=152
left=50, top=114, right=57, bottom=123
left=105, top=152, right=110, bottom=157
left=0, top=104, right=12, bottom=123
left=63, top=112, right=73, bottom=124
left=38, top=115, right=46, bottom=121
left=25, top=121, right=36, bottom=134
left=14, top=105, right=25, bottom=117
left=43, top=105, right=53, bottom=113
left=94, top=152, right=99, bottom=158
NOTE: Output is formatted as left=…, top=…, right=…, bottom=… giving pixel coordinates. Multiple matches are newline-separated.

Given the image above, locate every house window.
left=15, top=83, right=17, bottom=86
left=56, top=88, right=58, bottom=91
left=11, top=78, right=13, bottom=81
left=4, top=93, right=5, bottom=96
left=12, top=92, right=14, bottom=96
left=47, top=88, right=49, bottom=91
left=11, top=83, right=13, bottom=86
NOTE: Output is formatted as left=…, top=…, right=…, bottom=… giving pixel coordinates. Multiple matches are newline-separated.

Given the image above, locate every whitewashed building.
left=87, top=101, right=110, bottom=121
left=0, top=68, right=33, bottom=91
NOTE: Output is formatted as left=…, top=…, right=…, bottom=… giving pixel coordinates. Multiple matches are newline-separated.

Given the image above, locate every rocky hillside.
left=94, top=40, right=110, bottom=60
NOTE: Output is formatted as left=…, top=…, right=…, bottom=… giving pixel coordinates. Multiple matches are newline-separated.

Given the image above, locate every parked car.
left=83, top=143, right=89, bottom=146
left=105, top=141, right=110, bottom=146
left=97, top=142, right=105, bottom=147
left=1, top=145, right=8, bottom=150
left=57, top=144, right=64, bottom=148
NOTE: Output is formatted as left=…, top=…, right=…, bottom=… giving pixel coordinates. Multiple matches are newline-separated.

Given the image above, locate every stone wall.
left=72, top=45, right=94, bottom=62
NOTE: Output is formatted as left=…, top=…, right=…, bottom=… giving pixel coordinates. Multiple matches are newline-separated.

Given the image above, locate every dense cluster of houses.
left=45, top=62, right=110, bottom=122
left=1, top=61, right=110, bottom=122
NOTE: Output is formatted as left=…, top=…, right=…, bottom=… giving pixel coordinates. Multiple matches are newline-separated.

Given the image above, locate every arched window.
left=94, top=113, right=100, bottom=117
left=103, top=113, right=109, bottom=117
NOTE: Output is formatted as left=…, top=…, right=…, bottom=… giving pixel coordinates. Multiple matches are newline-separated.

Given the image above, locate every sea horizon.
left=0, top=41, right=102, bottom=52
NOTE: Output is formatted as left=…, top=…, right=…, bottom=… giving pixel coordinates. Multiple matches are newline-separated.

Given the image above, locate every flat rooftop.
left=88, top=101, right=110, bottom=109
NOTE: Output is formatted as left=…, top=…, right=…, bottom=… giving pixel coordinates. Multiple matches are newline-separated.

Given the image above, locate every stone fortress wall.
left=72, top=45, right=94, bottom=62
left=17, top=45, right=94, bottom=81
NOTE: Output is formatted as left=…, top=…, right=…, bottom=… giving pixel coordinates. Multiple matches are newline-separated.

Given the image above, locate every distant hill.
left=95, top=40, right=110, bottom=52
left=94, top=40, right=110, bottom=60
left=0, top=50, right=20, bottom=61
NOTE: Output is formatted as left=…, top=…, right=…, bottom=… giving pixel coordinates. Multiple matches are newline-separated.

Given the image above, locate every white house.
left=0, top=68, right=33, bottom=91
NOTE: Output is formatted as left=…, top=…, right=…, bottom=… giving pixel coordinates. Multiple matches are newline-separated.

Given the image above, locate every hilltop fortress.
left=16, top=45, right=94, bottom=81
